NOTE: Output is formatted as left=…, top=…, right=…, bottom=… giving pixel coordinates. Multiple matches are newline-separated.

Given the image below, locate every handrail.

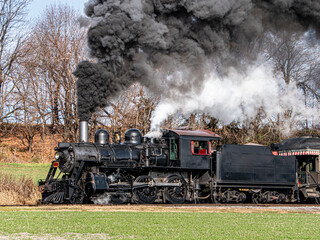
left=298, top=171, right=309, bottom=185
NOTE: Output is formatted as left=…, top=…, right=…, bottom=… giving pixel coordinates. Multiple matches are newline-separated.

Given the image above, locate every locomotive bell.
left=94, top=129, right=109, bottom=145
left=124, top=129, right=142, bottom=144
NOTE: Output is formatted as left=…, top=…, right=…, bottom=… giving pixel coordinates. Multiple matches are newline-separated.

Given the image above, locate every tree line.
left=0, top=1, right=319, bottom=160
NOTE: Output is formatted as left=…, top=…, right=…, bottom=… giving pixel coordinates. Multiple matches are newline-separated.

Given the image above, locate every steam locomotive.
left=39, top=121, right=320, bottom=204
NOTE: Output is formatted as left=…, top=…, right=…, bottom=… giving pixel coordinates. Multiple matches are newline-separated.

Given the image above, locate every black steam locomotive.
left=39, top=122, right=320, bottom=204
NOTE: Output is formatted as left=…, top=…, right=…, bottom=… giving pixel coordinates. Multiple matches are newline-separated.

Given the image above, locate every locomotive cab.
left=278, top=136, right=320, bottom=201
left=163, top=130, right=221, bottom=169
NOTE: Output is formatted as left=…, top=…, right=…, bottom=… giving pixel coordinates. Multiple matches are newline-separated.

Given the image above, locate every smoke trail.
left=149, top=63, right=320, bottom=133
left=75, top=0, right=320, bottom=122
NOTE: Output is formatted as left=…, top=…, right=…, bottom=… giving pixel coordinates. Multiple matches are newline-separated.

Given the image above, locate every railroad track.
left=1, top=203, right=320, bottom=208
left=1, top=203, right=320, bottom=214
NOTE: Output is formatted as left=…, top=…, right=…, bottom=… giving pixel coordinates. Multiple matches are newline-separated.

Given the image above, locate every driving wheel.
left=134, top=175, right=158, bottom=204
left=165, top=175, right=187, bottom=204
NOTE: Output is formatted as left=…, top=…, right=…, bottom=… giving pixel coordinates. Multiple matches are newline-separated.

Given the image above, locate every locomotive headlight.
left=54, top=152, right=62, bottom=160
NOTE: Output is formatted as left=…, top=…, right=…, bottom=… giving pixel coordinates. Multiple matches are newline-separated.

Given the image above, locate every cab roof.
left=279, top=136, right=320, bottom=151
left=166, top=129, right=221, bottom=140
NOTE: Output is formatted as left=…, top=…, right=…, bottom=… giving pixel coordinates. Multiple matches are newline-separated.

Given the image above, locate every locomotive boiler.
left=39, top=121, right=320, bottom=204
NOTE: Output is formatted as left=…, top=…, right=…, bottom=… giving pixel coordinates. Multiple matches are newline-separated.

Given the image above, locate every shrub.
left=0, top=173, right=41, bottom=205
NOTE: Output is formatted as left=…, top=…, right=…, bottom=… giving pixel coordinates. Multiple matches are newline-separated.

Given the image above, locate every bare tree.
left=91, top=84, right=159, bottom=139
left=0, top=0, right=30, bottom=123
left=264, top=31, right=320, bottom=130
left=17, top=4, right=87, bottom=141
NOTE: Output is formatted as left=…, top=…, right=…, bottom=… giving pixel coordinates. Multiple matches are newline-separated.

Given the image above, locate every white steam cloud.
left=92, top=193, right=112, bottom=204
left=92, top=193, right=129, bottom=204
left=149, top=64, right=319, bottom=134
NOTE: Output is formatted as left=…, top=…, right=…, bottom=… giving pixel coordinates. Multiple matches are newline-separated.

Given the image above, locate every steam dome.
left=124, top=129, right=142, bottom=144
left=94, top=129, right=109, bottom=145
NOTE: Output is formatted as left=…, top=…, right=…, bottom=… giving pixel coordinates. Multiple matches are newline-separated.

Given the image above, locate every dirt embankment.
left=0, top=131, right=60, bottom=163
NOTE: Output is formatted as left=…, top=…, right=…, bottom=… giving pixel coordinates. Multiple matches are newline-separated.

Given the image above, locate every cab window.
left=191, top=141, right=210, bottom=155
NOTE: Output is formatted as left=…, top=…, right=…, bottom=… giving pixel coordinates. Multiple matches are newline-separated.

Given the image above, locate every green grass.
left=0, top=211, right=318, bottom=239
left=0, top=162, right=51, bottom=183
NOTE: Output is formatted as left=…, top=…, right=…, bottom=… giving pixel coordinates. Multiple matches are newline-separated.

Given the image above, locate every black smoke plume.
left=75, top=0, right=320, bottom=121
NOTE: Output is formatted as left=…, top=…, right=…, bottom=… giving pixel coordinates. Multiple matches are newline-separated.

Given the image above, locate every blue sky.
left=28, top=0, right=88, bottom=18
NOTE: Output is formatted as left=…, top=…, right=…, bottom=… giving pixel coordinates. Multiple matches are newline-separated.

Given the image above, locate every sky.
left=28, top=0, right=88, bottom=18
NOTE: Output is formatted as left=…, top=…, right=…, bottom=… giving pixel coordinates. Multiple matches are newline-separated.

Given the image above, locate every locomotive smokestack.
left=79, top=120, right=88, bottom=143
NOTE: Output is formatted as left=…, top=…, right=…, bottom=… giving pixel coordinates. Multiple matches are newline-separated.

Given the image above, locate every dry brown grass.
left=0, top=133, right=62, bottom=163
left=0, top=173, right=41, bottom=205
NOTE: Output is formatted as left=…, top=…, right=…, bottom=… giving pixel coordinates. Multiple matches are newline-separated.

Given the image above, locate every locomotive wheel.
left=237, top=192, right=246, bottom=203
left=221, top=192, right=228, bottom=203
left=212, top=191, right=219, bottom=203
left=252, top=193, right=260, bottom=204
left=69, top=187, right=84, bottom=204
left=134, top=175, right=158, bottom=204
left=165, top=175, right=187, bottom=204
left=277, top=193, right=286, bottom=203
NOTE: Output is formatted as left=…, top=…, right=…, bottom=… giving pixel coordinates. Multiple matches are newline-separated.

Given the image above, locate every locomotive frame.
left=39, top=123, right=320, bottom=204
